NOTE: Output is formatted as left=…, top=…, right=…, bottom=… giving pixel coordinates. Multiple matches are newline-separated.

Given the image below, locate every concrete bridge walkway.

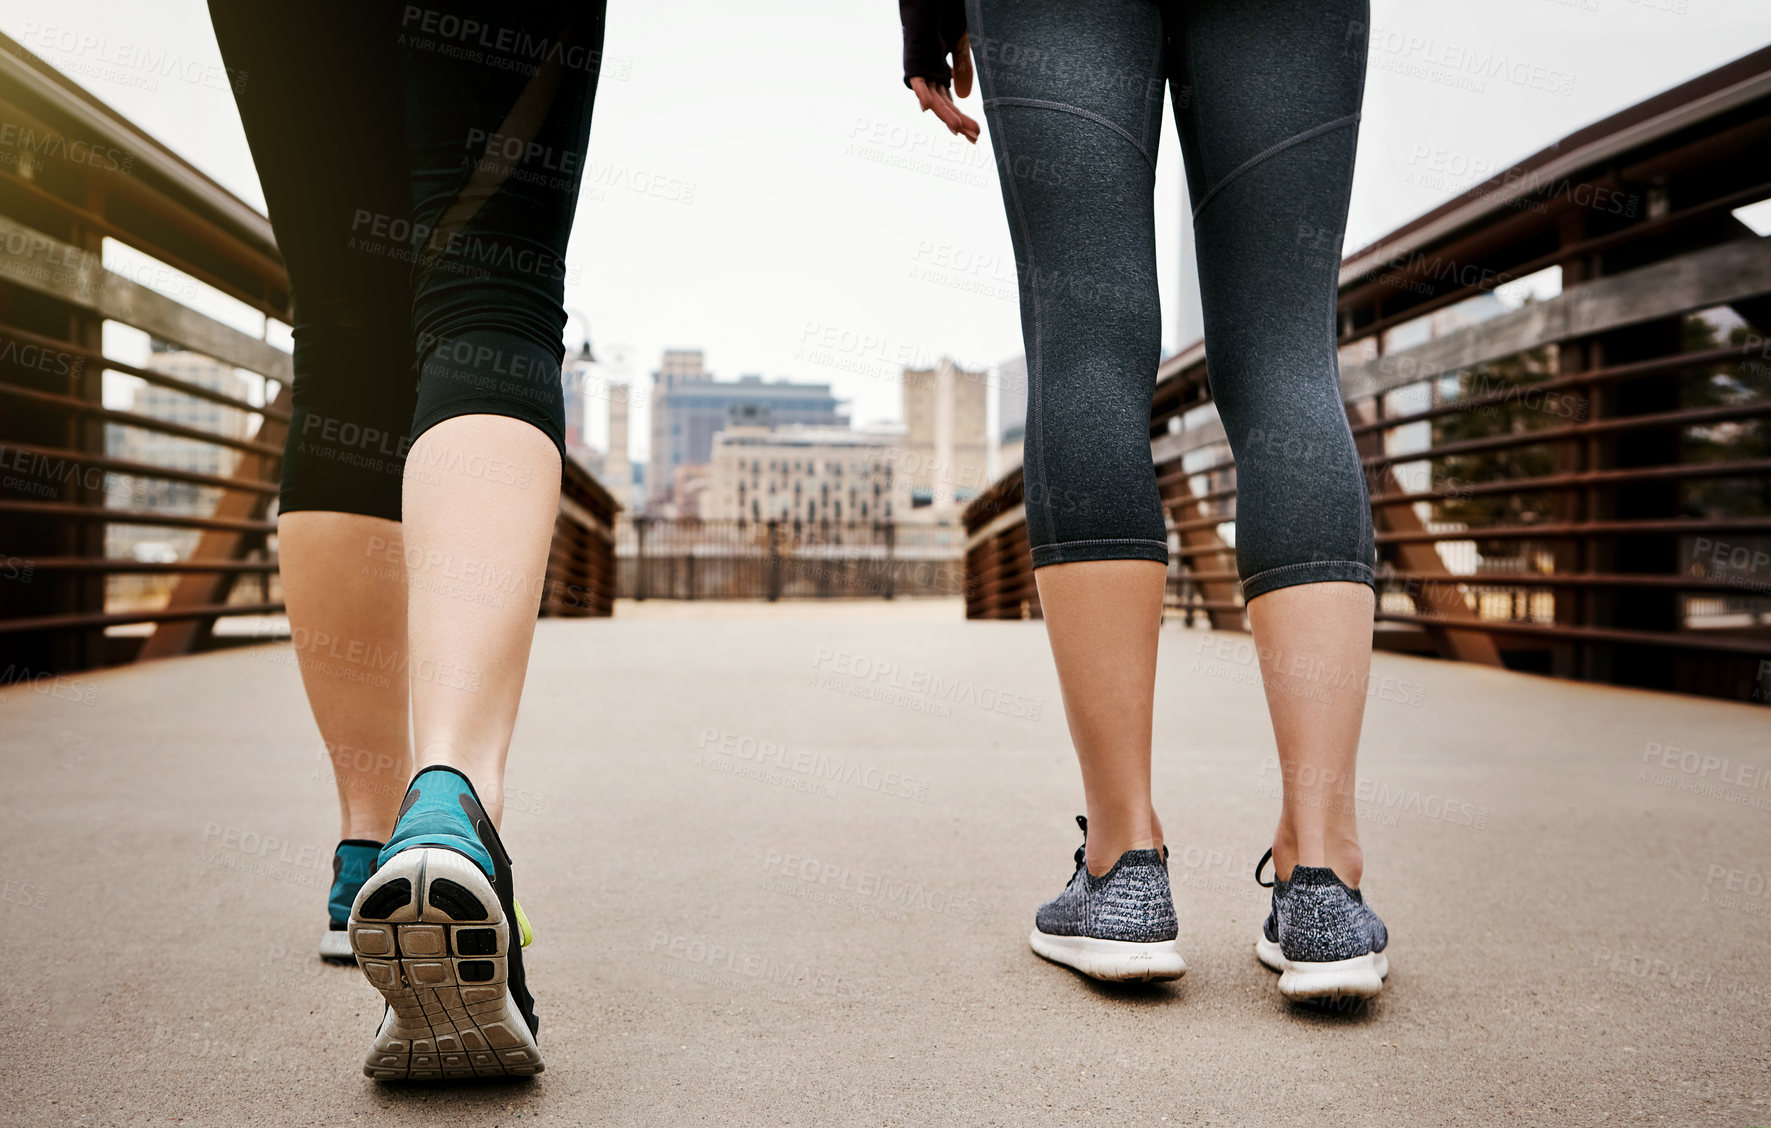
left=2, top=601, right=1766, bottom=1126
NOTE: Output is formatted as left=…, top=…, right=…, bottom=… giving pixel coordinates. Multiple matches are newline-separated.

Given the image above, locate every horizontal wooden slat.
left=0, top=441, right=278, bottom=495
left=0, top=213, right=291, bottom=382
left=1378, top=571, right=1771, bottom=593
left=1373, top=516, right=1771, bottom=544
left=1345, top=341, right=1762, bottom=437
left=1361, top=400, right=1771, bottom=470
left=20, top=557, right=278, bottom=574
left=1337, top=178, right=1771, bottom=340
left=0, top=601, right=284, bottom=634
left=0, top=45, right=281, bottom=255
left=0, top=382, right=282, bottom=457
left=0, top=162, right=287, bottom=321
left=0, top=500, right=276, bottom=534
left=1339, top=237, right=1771, bottom=401
left=1374, top=612, right=1769, bottom=655
left=0, top=322, right=289, bottom=422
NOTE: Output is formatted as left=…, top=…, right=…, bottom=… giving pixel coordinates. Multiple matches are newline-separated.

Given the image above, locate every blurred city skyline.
left=4, top=0, right=1767, bottom=461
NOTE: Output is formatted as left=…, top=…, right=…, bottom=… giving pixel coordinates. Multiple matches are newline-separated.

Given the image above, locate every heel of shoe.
left=1256, top=937, right=1387, bottom=1000
left=349, top=848, right=542, bottom=1079
left=1029, top=929, right=1188, bottom=982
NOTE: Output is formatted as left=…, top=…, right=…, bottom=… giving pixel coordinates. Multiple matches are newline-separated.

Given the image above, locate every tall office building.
left=998, top=354, right=1028, bottom=474
left=603, top=382, right=632, bottom=512
left=900, top=357, right=989, bottom=519
left=646, top=348, right=705, bottom=508
left=561, top=350, right=594, bottom=471
left=656, top=347, right=706, bottom=387
left=646, top=348, right=847, bottom=508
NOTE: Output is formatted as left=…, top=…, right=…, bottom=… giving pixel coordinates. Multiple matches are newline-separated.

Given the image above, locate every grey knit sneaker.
left=1253, top=848, right=1389, bottom=1000
left=1028, top=816, right=1187, bottom=982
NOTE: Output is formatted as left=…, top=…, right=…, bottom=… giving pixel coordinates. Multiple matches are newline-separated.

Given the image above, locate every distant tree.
left=1430, top=343, right=1560, bottom=543
left=1681, top=314, right=1770, bottom=518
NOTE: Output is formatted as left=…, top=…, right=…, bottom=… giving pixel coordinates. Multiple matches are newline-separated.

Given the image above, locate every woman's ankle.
left=1271, top=824, right=1364, bottom=887
left=1083, top=806, right=1164, bottom=877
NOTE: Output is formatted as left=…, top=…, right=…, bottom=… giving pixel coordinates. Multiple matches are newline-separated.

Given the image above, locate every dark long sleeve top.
left=900, top=0, right=967, bottom=88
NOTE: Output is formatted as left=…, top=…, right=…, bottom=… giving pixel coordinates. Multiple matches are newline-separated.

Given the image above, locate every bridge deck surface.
left=3, top=601, right=1766, bottom=1125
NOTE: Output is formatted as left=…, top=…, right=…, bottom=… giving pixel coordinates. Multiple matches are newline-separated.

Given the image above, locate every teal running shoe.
left=320, top=840, right=382, bottom=962
left=347, top=765, right=542, bottom=1080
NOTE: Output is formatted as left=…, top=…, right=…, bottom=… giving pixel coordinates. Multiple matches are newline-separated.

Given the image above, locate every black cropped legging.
left=971, top=0, right=1376, bottom=599
left=209, top=0, right=606, bottom=522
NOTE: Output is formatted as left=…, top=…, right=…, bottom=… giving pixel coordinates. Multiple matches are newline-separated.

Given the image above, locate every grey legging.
left=970, top=0, right=1376, bottom=599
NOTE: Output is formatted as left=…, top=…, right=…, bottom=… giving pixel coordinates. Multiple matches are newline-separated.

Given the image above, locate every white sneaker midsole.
left=1255, top=935, right=1388, bottom=998
left=318, top=928, right=354, bottom=962
left=1029, top=929, right=1188, bottom=982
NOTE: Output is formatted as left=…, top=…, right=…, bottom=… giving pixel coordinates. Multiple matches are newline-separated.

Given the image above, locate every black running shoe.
left=1253, top=848, right=1388, bottom=1000
left=1028, top=816, right=1187, bottom=982
left=348, top=766, right=542, bottom=1079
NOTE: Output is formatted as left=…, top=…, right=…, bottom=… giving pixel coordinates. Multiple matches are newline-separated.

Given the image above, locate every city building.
left=900, top=357, right=989, bottom=518
left=562, top=348, right=592, bottom=469
left=671, top=463, right=711, bottom=519
left=998, top=354, right=1027, bottom=474
left=647, top=348, right=847, bottom=508
left=706, top=425, right=908, bottom=525
left=562, top=349, right=640, bottom=512
left=115, top=348, right=253, bottom=478
left=603, top=382, right=633, bottom=513
left=106, top=347, right=256, bottom=565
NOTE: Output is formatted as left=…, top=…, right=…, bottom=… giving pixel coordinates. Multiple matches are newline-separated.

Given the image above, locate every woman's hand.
left=908, top=32, right=979, bottom=144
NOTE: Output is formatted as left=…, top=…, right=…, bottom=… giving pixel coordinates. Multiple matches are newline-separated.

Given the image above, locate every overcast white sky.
left=4, top=1, right=1768, bottom=457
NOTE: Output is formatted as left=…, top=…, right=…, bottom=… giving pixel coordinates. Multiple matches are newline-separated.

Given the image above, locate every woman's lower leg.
left=1035, top=559, right=1169, bottom=875
left=278, top=511, right=413, bottom=842
left=1247, top=580, right=1374, bottom=886
left=401, top=413, right=562, bottom=827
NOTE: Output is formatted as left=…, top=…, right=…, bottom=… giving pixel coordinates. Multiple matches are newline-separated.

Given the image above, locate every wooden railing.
left=964, top=44, right=1771, bottom=703
left=0, top=31, right=616, bottom=674
left=549, top=459, right=619, bottom=618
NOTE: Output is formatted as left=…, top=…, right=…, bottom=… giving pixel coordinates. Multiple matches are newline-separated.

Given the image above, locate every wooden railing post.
left=883, top=521, right=896, bottom=601
left=766, top=518, right=781, bottom=602
left=635, top=515, right=649, bottom=601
